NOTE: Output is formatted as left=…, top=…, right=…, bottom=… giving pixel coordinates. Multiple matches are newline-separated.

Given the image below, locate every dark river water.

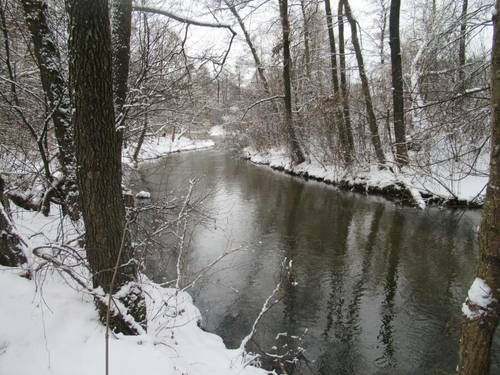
left=131, top=149, right=500, bottom=375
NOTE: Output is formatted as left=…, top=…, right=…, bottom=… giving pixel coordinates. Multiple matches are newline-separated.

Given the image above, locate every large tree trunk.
left=111, top=0, right=133, bottom=147
left=279, top=0, right=305, bottom=165
left=67, top=0, right=146, bottom=334
left=458, top=3, right=500, bottom=374
left=389, top=0, right=408, bottom=166
left=20, top=0, right=79, bottom=219
left=0, top=176, right=27, bottom=267
left=342, top=0, right=386, bottom=166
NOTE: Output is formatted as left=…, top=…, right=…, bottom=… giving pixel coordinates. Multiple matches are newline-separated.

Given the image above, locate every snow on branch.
left=132, top=5, right=236, bottom=35
left=241, top=95, right=285, bottom=121
left=132, top=5, right=236, bottom=77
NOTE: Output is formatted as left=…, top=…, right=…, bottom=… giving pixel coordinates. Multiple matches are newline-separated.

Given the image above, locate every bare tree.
left=324, top=0, right=354, bottom=163
left=458, top=2, right=500, bottom=373
left=458, top=0, right=468, bottom=91
left=111, top=0, right=133, bottom=146
left=224, top=0, right=271, bottom=94
left=389, top=0, right=408, bottom=166
left=279, top=0, right=305, bottom=165
left=0, top=176, right=27, bottom=267
left=342, top=0, right=386, bottom=165
left=67, top=0, right=146, bottom=334
left=20, top=0, right=79, bottom=218
left=337, top=0, right=354, bottom=162
left=300, top=0, right=312, bottom=80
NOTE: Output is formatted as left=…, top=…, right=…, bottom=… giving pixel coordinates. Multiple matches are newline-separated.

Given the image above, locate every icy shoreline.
left=243, top=147, right=488, bottom=209
left=122, top=136, right=215, bottom=166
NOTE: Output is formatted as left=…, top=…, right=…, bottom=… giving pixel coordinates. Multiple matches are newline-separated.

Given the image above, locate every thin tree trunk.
left=20, top=0, right=79, bottom=219
left=111, top=0, right=133, bottom=147
left=67, top=0, right=146, bottom=335
left=379, top=0, right=388, bottom=65
left=458, top=3, right=500, bottom=373
left=300, top=0, right=311, bottom=80
left=279, top=0, right=305, bottom=165
left=459, top=0, right=468, bottom=91
left=342, top=0, right=386, bottom=165
left=338, top=0, right=355, bottom=162
left=0, top=0, right=18, bottom=104
left=324, top=0, right=340, bottom=94
left=0, top=176, right=27, bottom=267
left=132, top=7, right=150, bottom=164
left=224, top=0, right=271, bottom=95
left=389, top=0, right=408, bottom=166
left=325, top=0, right=354, bottom=163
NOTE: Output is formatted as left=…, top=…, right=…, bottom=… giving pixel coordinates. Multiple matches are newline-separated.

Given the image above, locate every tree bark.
left=338, top=0, right=355, bottom=161
left=279, top=0, right=305, bottom=165
left=20, top=0, right=79, bottom=219
left=67, top=0, right=145, bottom=334
left=458, top=3, right=500, bottom=374
left=379, top=0, right=388, bottom=65
left=0, top=176, right=27, bottom=267
left=389, top=0, right=408, bottom=166
left=325, top=0, right=354, bottom=163
left=324, top=0, right=340, bottom=94
left=458, top=0, right=468, bottom=91
left=300, top=0, right=311, bottom=80
left=0, top=0, right=18, bottom=104
left=342, top=0, right=386, bottom=165
left=111, top=0, right=133, bottom=147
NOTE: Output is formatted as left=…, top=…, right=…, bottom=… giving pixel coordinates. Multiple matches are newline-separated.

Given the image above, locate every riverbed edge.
left=241, top=150, right=484, bottom=209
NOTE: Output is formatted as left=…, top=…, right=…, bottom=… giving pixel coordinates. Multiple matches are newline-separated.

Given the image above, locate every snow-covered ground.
left=243, top=147, right=488, bottom=208
left=123, top=136, right=215, bottom=165
left=209, top=125, right=226, bottom=137
left=0, top=209, right=266, bottom=375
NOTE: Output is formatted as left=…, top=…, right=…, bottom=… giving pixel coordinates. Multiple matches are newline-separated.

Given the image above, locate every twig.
left=240, top=95, right=285, bottom=121
left=105, top=220, right=130, bottom=375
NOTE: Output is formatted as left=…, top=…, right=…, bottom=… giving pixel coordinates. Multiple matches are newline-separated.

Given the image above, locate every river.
left=131, top=148, right=499, bottom=375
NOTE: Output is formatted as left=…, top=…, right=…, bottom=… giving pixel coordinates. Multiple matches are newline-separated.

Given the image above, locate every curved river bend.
left=132, top=149, right=499, bottom=375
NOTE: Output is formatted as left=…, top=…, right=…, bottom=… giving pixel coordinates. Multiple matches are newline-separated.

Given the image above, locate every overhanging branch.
left=132, top=5, right=236, bottom=35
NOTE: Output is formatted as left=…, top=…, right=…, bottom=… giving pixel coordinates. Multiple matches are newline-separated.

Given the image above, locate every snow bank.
left=209, top=125, right=226, bottom=137
left=0, top=270, right=265, bottom=375
left=123, top=136, right=215, bottom=165
left=135, top=190, right=151, bottom=199
left=243, top=147, right=487, bottom=208
left=0, top=209, right=266, bottom=375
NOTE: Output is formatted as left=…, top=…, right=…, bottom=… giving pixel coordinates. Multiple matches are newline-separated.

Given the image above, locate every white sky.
left=146, top=0, right=495, bottom=80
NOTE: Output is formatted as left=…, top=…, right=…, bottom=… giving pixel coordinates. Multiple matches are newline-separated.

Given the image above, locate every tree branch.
left=132, top=5, right=236, bottom=35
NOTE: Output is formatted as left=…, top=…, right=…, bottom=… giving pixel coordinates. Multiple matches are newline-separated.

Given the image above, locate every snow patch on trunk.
left=462, top=278, right=496, bottom=320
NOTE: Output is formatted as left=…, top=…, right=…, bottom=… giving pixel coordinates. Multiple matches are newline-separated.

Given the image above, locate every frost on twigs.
left=461, top=278, right=496, bottom=320
left=232, top=258, right=307, bottom=373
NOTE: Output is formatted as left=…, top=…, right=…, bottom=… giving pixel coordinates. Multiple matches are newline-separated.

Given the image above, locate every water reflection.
left=132, top=150, right=499, bottom=375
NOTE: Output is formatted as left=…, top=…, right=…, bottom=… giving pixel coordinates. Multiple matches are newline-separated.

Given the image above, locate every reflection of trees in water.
left=318, top=203, right=383, bottom=375
left=376, top=209, right=404, bottom=369
left=132, top=152, right=498, bottom=374
left=255, top=181, right=305, bottom=372
left=211, top=169, right=293, bottom=349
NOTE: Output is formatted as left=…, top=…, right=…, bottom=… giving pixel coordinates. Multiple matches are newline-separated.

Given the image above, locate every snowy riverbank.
left=243, top=147, right=488, bottom=208
left=0, top=209, right=266, bottom=375
left=122, top=136, right=215, bottom=166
